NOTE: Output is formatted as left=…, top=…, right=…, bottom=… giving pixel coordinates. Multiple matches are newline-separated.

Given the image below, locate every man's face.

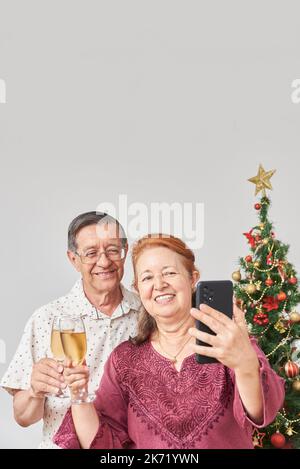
left=68, top=222, right=127, bottom=294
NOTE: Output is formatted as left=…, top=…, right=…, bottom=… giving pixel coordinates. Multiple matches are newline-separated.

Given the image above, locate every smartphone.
left=195, top=280, right=233, bottom=364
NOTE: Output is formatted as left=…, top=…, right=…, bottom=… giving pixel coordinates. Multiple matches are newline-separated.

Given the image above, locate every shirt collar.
left=67, top=278, right=140, bottom=320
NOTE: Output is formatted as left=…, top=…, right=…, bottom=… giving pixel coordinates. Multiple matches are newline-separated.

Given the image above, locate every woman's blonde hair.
left=130, top=234, right=199, bottom=345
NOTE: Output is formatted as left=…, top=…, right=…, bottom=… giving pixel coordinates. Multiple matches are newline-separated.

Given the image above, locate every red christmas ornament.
left=282, top=441, right=293, bottom=449
left=265, top=278, right=274, bottom=287
left=266, top=252, right=273, bottom=266
left=245, top=255, right=252, bottom=263
left=277, top=260, right=287, bottom=281
left=252, top=428, right=265, bottom=447
left=243, top=230, right=256, bottom=249
left=277, top=291, right=287, bottom=301
left=270, top=432, right=286, bottom=448
left=254, top=203, right=261, bottom=210
left=284, top=360, right=299, bottom=378
left=262, top=296, right=279, bottom=312
left=253, top=312, right=269, bottom=325
left=288, top=276, right=298, bottom=285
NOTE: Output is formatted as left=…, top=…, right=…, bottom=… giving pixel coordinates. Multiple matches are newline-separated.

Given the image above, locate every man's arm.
left=12, top=358, right=66, bottom=427
left=13, top=389, right=45, bottom=427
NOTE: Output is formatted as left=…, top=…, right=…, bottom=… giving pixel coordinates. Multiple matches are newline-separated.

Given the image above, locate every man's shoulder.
left=30, top=283, right=77, bottom=323
left=121, top=285, right=141, bottom=312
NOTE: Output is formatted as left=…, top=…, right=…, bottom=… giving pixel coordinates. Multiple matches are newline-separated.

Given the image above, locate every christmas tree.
left=233, top=164, right=300, bottom=449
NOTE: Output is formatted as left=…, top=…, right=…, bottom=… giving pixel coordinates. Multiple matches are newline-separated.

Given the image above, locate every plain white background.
left=0, top=0, right=300, bottom=447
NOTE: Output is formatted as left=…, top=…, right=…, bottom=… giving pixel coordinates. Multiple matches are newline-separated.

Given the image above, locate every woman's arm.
left=63, top=362, right=99, bottom=448
left=71, top=403, right=100, bottom=449
left=189, top=303, right=284, bottom=427
left=54, top=354, right=130, bottom=449
left=234, top=356, right=263, bottom=423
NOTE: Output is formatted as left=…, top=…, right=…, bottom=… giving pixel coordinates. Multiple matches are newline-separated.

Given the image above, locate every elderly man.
left=1, top=212, right=140, bottom=448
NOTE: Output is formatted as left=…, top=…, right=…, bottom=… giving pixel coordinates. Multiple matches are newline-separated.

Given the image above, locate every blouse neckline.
left=148, top=340, right=195, bottom=373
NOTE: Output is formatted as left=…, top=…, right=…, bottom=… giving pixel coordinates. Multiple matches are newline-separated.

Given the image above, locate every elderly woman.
left=54, top=234, right=285, bottom=449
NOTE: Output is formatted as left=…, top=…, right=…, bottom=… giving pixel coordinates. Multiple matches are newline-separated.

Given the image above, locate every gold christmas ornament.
left=290, top=312, right=300, bottom=323
left=292, top=380, right=300, bottom=392
left=254, top=261, right=260, bottom=268
left=274, top=319, right=287, bottom=334
left=248, top=164, right=276, bottom=197
left=246, top=283, right=256, bottom=294
left=259, top=223, right=265, bottom=230
left=232, top=271, right=241, bottom=282
left=262, top=238, right=269, bottom=245
left=286, top=426, right=297, bottom=436
left=254, top=281, right=262, bottom=291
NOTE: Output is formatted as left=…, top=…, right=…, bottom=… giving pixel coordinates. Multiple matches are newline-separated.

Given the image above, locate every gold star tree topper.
left=248, top=164, right=276, bottom=197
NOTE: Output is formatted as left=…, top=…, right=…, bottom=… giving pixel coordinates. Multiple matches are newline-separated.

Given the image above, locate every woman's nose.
left=153, top=274, right=167, bottom=290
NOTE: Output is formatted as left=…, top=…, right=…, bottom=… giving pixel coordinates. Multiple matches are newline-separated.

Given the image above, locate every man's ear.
left=123, top=242, right=129, bottom=258
left=67, top=250, right=81, bottom=272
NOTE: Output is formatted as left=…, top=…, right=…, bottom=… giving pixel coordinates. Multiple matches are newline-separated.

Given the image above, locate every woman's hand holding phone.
left=188, top=303, right=259, bottom=373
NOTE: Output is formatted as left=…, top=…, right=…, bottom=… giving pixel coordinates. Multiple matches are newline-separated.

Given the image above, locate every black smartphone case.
left=195, top=280, right=233, bottom=364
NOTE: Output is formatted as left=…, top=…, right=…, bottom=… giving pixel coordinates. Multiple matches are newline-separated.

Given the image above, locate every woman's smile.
left=154, top=294, right=176, bottom=304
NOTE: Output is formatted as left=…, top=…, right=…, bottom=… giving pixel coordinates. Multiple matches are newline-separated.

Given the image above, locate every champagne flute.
left=59, top=315, right=94, bottom=404
left=48, top=316, right=69, bottom=398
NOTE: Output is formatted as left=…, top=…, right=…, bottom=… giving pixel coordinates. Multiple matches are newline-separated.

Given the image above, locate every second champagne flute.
left=49, top=316, right=69, bottom=398
left=59, top=316, right=94, bottom=404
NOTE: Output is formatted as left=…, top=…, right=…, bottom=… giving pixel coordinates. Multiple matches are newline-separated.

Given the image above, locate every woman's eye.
left=142, top=276, right=152, bottom=282
left=164, top=272, right=177, bottom=276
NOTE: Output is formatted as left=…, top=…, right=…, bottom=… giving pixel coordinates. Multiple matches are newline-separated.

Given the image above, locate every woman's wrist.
left=70, top=386, right=89, bottom=402
left=234, top=354, right=260, bottom=377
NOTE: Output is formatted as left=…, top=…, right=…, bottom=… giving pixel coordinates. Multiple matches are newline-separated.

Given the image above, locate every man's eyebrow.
left=81, top=245, right=97, bottom=252
left=81, top=241, right=120, bottom=253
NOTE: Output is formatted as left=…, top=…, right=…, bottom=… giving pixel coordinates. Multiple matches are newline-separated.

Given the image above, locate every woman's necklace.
left=158, top=334, right=192, bottom=364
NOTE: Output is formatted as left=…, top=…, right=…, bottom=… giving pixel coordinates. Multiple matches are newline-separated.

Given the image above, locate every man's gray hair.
left=68, top=211, right=127, bottom=252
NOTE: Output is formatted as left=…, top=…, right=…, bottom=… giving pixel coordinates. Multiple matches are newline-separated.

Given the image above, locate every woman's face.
left=135, top=246, right=199, bottom=322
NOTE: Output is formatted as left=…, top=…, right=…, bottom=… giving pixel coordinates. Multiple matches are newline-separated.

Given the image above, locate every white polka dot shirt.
left=0, top=279, right=141, bottom=448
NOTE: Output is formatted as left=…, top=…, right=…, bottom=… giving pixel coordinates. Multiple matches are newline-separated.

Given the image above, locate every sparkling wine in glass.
left=59, top=316, right=94, bottom=404
left=48, top=316, right=69, bottom=398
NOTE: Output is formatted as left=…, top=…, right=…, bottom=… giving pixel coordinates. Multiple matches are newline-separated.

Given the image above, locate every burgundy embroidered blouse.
left=54, top=338, right=285, bottom=449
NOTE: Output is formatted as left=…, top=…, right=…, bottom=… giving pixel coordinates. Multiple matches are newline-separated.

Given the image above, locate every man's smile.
left=93, top=268, right=117, bottom=279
